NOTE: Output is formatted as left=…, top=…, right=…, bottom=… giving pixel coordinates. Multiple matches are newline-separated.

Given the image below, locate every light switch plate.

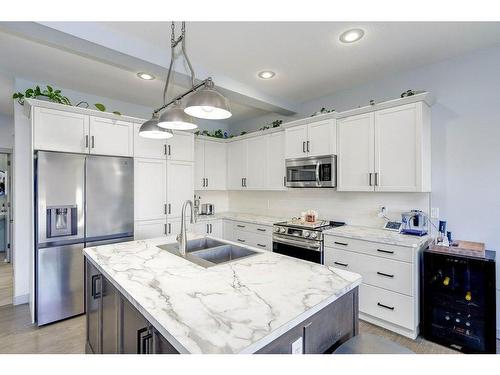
left=291, top=337, right=303, bottom=354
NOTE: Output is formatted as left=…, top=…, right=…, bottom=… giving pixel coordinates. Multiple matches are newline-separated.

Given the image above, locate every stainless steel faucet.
left=177, top=200, right=196, bottom=256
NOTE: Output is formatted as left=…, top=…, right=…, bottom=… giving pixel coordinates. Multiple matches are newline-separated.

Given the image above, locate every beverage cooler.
left=422, top=248, right=496, bottom=353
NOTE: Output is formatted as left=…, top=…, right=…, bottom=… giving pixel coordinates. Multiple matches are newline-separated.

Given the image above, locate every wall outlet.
left=291, top=337, right=303, bottom=354
left=378, top=205, right=387, bottom=218
left=431, top=207, right=439, bottom=219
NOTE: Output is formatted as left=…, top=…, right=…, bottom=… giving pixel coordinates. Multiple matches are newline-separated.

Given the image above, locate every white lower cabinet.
left=135, top=219, right=166, bottom=240
left=324, top=235, right=425, bottom=339
left=224, top=220, right=273, bottom=251
left=193, top=219, right=222, bottom=237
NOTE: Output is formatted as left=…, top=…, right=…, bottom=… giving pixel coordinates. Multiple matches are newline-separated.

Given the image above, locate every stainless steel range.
left=272, top=220, right=345, bottom=264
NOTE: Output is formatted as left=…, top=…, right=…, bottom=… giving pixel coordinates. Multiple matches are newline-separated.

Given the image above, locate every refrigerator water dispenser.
left=46, top=205, right=77, bottom=238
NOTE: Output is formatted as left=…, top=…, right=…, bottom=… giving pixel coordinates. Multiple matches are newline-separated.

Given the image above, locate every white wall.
left=0, top=113, right=14, bottom=150
left=195, top=191, right=230, bottom=214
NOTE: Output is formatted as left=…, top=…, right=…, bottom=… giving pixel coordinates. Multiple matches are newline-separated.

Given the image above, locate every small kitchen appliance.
left=201, top=203, right=215, bottom=216
left=401, top=210, right=428, bottom=236
left=272, top=219, right=345, bottom=264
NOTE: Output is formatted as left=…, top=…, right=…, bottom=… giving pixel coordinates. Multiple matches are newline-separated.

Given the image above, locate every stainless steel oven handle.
left=272, top=235, right=321, bottom=251
left=315, top=162, right=320, bottom=186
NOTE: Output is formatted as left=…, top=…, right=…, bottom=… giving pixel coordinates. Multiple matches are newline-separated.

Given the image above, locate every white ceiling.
left=1, top=22, right=500, bottom=121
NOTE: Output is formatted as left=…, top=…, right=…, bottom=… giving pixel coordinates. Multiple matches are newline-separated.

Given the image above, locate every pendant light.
left=139, top=113, right=173, bottom=139
left=138, top=22, right=231, bottom=138
left=184, top=79, right=232, bottom=120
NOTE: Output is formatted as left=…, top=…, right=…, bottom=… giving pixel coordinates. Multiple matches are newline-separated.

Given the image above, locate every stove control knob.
left=274, top=227, right=280, bottom=233
left=303, top=231, right=310, bottom=238
left=309, top=232, right=318, bottom=239
left=280, top=227, right=286, bottom=234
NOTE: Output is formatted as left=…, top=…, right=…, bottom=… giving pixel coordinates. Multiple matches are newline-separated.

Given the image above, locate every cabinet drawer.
left=359, top=284, right=414, bottom=330
left=325, top=248, right=413, bottom=296
left=324, top=235, right=413, bottom=263
left=231, top=221, right=272, bottom=235
left=232, top=229, right=272, bottom=251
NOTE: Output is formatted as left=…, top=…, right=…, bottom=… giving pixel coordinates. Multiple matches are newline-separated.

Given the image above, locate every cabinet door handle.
left=369, top=172, right=373, bottom=186
left=237, top=224, right=246, bottom=228
left=257, top=228, right=266, bottom=232
left=206, top=224, right=209, bottom=233
left=164, top=224, right=167, bottom=235
left=85, top=135, right=89, bottom=149
left=241, top=178, right=244, bottom=187
left=283, top=176, right=286, bottom=186
left=168, top=145, right=171, bottom=156
left=334, top=241, right=348, bottom=246
left=91, top=274, right=101, bottom=299
left=237, top=239, right=246, bottom=243
left=137, top=327, right=153, bottom=354
left=334, top=261, right=348, bottom=267
left=168, top=203, right=171, bottom=215
left=302, top=141, right=306, bottom=153
left=91, top=135, right=95, bottom=149
left=377, top=271, right=394, bottom=278
left=374, top=172, right=379, bottom=186
left=210, top=224, right=213, bottom=233
left=377, top=249, right=394, bottom=254
left=168, top=223, right=171, bottom=234
left=164, top=144, right=167, bottom=155
left=377, top=302, right=395, bottom=311
left=202, top=178, right=205, bottom=187
left=306, top=140, right=310, bottom=152
left=206, top=178, right=209, bottom=188
left=164, top=203, right=167, bottom=215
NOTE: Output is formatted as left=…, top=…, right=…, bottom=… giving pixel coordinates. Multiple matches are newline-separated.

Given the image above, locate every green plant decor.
left=194, top=129, right=229, bottom=139
left=259, top=119, right=283, bottom=131
left=13, top=85, right=71, bottom=106
left=13, top=85, right=122, bottom=115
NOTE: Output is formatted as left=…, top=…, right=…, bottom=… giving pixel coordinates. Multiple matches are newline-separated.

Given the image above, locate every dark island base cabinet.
left=85, top=258, right=358, bottom=354
left=256, top=289, right=358, bottom=354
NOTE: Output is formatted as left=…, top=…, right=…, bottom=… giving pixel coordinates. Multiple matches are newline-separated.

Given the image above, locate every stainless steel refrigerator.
left=35, top=151, right=133, bottom=326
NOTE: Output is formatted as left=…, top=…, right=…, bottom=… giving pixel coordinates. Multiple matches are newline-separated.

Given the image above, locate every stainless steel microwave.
left=285, top=155, right=336, bottom=188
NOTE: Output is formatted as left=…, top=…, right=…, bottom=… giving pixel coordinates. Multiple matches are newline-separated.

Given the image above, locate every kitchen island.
left=83, top=235, right=362, bottom=354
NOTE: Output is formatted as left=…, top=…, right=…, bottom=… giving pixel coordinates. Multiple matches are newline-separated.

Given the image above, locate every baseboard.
left=13, top=293, right=29, bottom=305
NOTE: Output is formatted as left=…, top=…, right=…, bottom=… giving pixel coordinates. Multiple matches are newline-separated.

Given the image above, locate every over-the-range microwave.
left=285, top=155, right=336, bottom=188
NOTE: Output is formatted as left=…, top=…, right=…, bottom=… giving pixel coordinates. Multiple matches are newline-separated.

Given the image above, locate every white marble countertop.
left=324, top=225, right=431, bottom=248
left=83, top=234, right=361, bottom=354
left=196, top=212, right=286, bottom=226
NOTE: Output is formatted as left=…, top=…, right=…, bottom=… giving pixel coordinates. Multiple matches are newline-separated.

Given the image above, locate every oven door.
left=272, top=235, right=323, bottom=264
left=285, top=155, right=336, bottom=188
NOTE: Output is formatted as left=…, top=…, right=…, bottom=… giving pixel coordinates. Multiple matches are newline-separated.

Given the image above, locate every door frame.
left=0, top=149, right=12, bottom=264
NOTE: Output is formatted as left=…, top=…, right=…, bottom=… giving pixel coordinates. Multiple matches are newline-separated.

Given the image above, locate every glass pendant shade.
left=139, top=115, right=173, bottom=139
left=158, top=100, right=197, bottom=130
left=184, top=84, right=232, bottom=120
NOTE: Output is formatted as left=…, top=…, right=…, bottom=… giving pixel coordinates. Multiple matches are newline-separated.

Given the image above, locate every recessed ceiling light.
left=137, top=72, right=155, bottom=80
left=258, top=70, right=276, bottom=80
left=339, top=28, right=365, bottom=43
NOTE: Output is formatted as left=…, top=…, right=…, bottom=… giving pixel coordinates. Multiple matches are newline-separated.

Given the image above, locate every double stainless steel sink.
left=158, top=237, right=260, bottom=268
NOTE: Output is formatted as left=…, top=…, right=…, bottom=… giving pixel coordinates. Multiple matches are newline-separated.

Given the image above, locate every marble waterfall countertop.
left=195, top=212, right=286, bottom=226
left=83, top=235, right=361, bottom=354
left=324, top=225, right=431, bottom=248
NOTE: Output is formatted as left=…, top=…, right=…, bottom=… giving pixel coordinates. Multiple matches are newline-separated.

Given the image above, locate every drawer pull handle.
left=334, top=241, right=348, bottom=246
left=237, top=239, right=246, bottom=243
left=377, top=302, right=395, bottom=311
left=377, top=271, right=394, bottom=278
left=257, top=244, right=266, bottom=248
left=237, top=225, right=246, bottom=228
left=377, top=249, right=394, bottom=254
left=257, top=228, right=266, bottom=232
left=334, top=262, right=348, bottom=267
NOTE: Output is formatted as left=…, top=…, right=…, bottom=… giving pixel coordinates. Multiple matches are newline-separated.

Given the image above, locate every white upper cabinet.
left=337, top=102, right=431, bottom=192
left=307, top=119, right=336, bottom=157
left=284, top=119, right=336, bottom=159
left=285, top=124, right=308, bottom=159
left=246, top=136, right=268, bottom=189
left=167, top=160, right=194, bottom=218
left=374, top=103, right=430, bottom=192
left=133, top=123, right=167, bottom=159
left=134, top=158, right=167, bottom=221
left=194, top=139, right=227, bottom=190
left=267, top=132, right=286, bottom=190
left=33, top=107, right=89, bottom=153
left=167, top=131, right=194, bottom=162
left=227, top=139, right=247, bottom=190
left=337, top=113, right=375, bottom=192
left=89, top=116, right=133, bottom=157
